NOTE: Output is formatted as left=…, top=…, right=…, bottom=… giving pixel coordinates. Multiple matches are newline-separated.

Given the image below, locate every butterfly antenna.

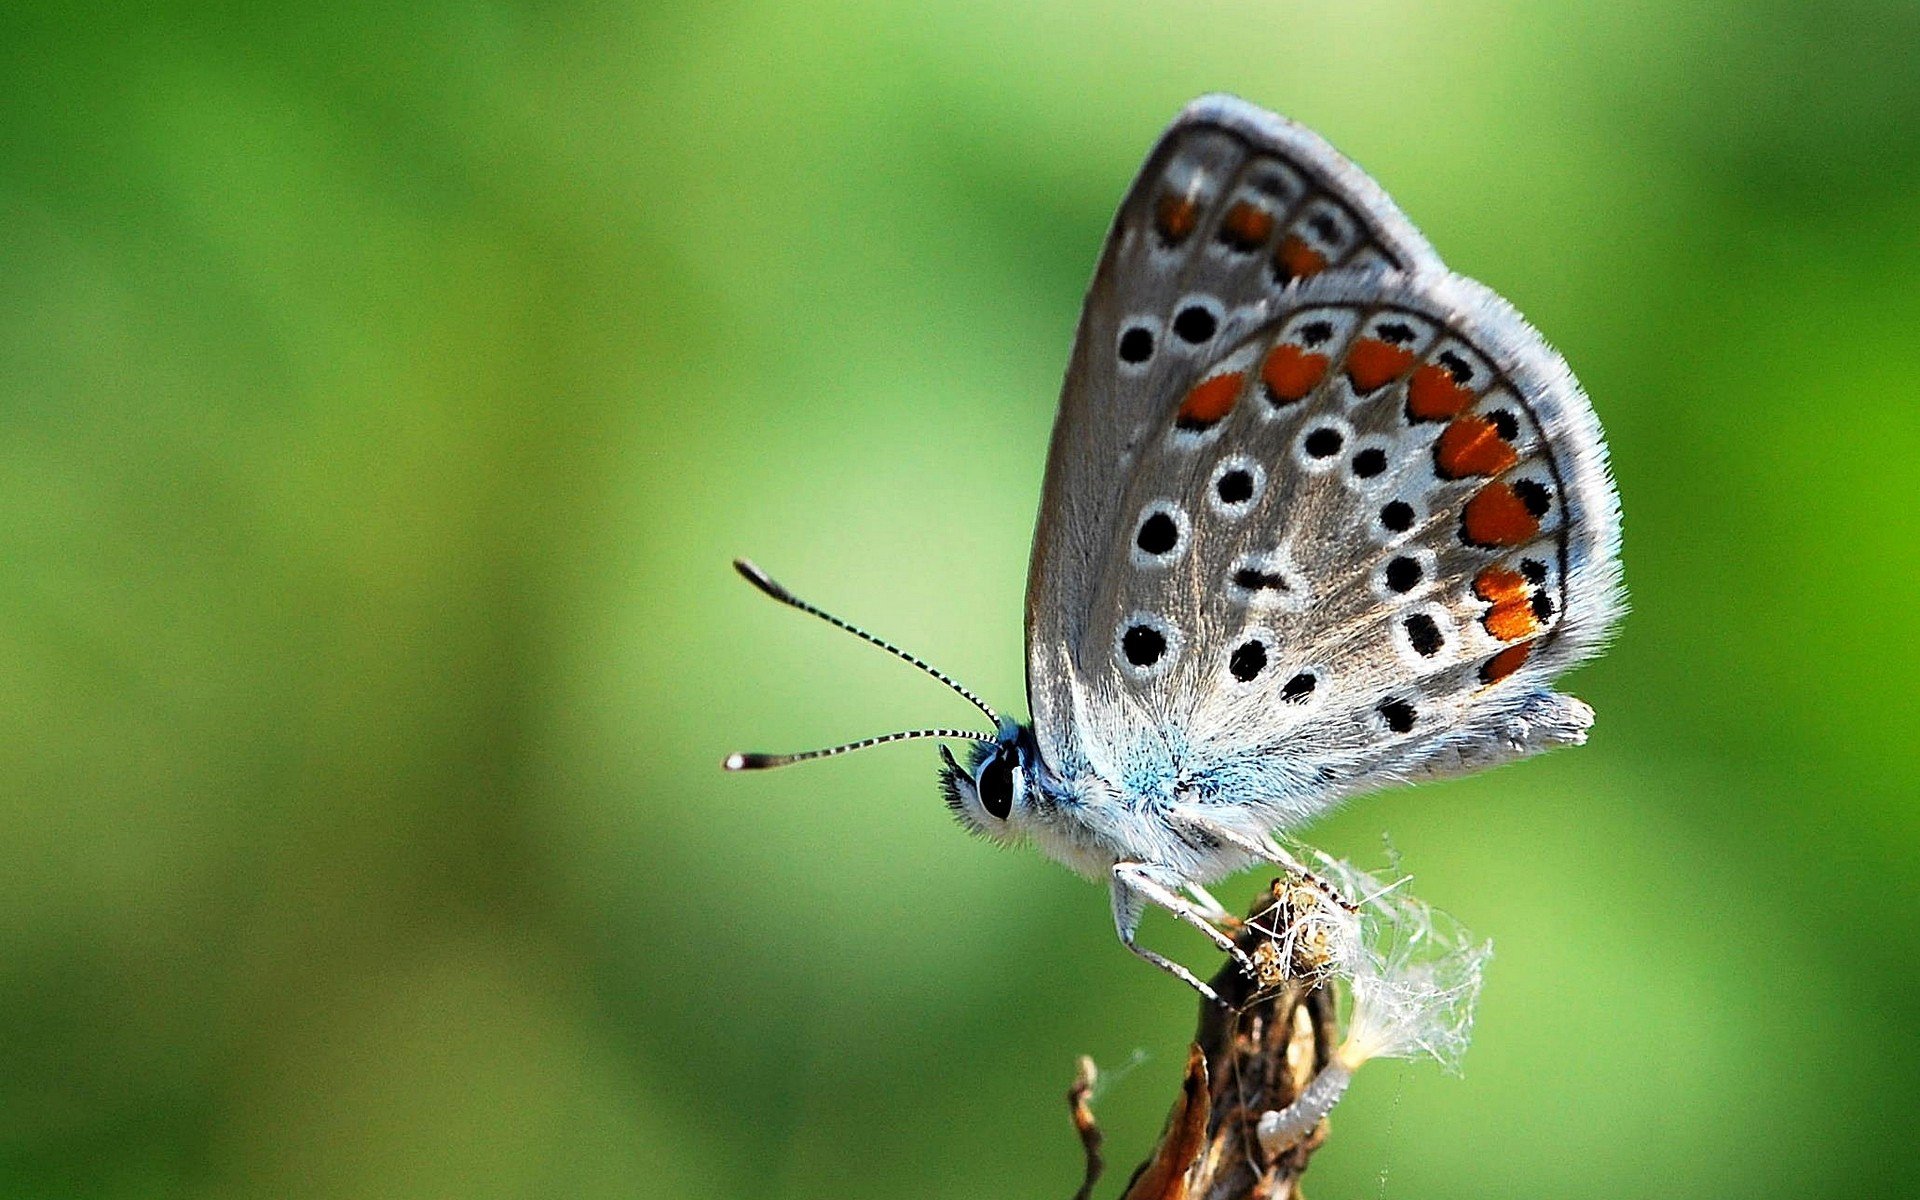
left=725, top=728, right=997, bottom=772
left=731, top=558, right=1002, bottom=725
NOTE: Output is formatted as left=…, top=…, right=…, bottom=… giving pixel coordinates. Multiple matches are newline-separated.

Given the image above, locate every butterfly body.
left=942, top=726, right=1271, bottom=886
left=734, top=95, right=1622, bottom=1002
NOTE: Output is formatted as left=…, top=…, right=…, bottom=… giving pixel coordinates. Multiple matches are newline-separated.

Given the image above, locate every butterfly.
left=727, top=94, right=1623, bottom=1003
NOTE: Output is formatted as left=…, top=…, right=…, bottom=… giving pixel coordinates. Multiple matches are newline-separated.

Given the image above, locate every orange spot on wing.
left=1176, top=371, right=1245, bottom=429
left=1261, top=344, right=1328, bottom=405
left=1156, top=194, right=1199, bottom=244
left=1407, top=362, right=1477, bottom=421
left=1345, top=338, right=1417, bottom=394
left=1274, top=234, right=1327, bottom=282
left=1434, top=415, right=1520, bottom=479
left=1483, top=598, right=1539, bottom=641
left=1472, top=566, right=1530, bottom=606
left=1475, top=565, right=1540, bottom=640
left=1479, top=641, right=1533, bottom=684
left=1219, top=201, right=1274, bottom=250
left=1462, top=482, right=1541, bottom=547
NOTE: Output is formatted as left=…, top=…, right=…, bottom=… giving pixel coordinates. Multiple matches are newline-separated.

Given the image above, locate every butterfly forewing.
left=1027, top=95, right=1446, bottom=775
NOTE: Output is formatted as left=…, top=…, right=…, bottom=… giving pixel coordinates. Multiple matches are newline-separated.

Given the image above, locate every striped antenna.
left=731, top=558, right=1001, bottom=726
left=724, top=728, right=997, bottom=772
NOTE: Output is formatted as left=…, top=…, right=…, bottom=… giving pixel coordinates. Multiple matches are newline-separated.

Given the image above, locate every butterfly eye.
left=977, top=751, right=1017, bottom=820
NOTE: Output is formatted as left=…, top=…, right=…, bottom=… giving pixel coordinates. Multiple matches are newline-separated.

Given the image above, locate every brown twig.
left=1067, top=878, right=1339, bottom=1200
left=1069, top=1056, right=1104, bottom=1200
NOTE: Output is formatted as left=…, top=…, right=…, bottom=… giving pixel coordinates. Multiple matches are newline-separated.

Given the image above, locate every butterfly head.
left=939, top=721, right=1040, bottom=841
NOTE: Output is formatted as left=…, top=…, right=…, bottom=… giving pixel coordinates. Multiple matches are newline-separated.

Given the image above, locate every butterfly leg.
left=1109, top=871, right=1226, bottom=1004
left=1183, top=881, right=1233, bottom=925
left=1112, top=862, right=1258, bottom=992
left=1169, top=813, right=1357, bottom=911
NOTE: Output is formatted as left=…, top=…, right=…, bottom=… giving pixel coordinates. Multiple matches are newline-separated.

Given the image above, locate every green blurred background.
left=4, top=1, right=1917, bottom=1197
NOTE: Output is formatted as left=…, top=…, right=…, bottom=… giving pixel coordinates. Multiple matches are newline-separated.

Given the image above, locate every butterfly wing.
left=1087, top=271, right=1622, bottom=816
left=1027, top=94, right=1445, bottom=776
left=1027, top=100, right=1622, bottom=826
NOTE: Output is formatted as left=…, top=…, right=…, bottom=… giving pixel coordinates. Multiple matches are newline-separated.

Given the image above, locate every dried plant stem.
left=1069, top=1056, right=1105, bottom=1200
left=1067, top=879, right=1339, bottom=1200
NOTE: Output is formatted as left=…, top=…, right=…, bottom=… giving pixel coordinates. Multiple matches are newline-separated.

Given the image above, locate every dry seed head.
left=1316, top=854, right=1492, bottom=1074
left=1249, top=846, right=1493, bottom=1156
left=1245, top=872, right=1359, bottom=987
left=1251, top=938, right=1289, bottom=990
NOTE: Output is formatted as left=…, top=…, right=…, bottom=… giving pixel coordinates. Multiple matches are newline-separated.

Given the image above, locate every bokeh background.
left=4, top=2, right=1918, bottom=1197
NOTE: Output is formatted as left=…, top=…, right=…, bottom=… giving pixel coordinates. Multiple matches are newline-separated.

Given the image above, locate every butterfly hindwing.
left=1078, top=269, right=1621, bottom=812
left=1028, top=95, right=1445, bottom=775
